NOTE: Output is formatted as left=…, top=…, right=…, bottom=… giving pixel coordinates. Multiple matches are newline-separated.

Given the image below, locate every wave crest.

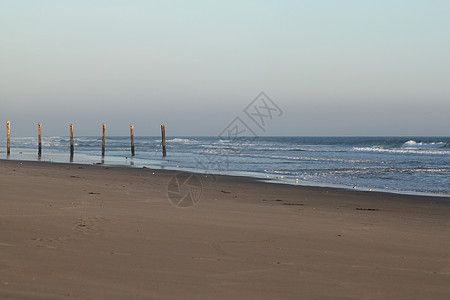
left=401, top=140, right=447, bottom=149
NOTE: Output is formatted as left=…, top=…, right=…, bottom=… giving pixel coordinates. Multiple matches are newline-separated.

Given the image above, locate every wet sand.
left=0, top=159, right=449, bottom=299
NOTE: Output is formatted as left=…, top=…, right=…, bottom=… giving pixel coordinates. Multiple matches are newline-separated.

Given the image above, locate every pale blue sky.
left=1, top=0, right=449, bottom=136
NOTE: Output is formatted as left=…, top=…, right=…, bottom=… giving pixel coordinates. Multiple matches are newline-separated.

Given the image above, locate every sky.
left=1, top=0, right=449, bottom=136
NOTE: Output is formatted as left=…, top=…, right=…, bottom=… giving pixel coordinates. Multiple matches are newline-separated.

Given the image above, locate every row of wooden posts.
left=4, top=121, right=167, bottom=158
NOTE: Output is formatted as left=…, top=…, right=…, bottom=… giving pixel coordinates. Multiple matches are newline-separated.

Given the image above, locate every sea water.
left=1, top=136, right=449, bottom=196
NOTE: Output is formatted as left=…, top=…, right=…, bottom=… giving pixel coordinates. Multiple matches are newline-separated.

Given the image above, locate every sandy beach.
left=0, top=159, right=449, bottom=299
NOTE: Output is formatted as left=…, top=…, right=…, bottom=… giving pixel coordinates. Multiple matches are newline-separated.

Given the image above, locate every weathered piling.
left=38, top=123, right=42, bottom=157
left=102, top=123, right=106, bottom=157
left=2, top=122, right=171, bottom=160
left=70, top=124, right=74, bottom=158
left=161, top=124, right=166, bottom=157
left=130, top=124, right=135, bottom=157
left=6, top=121, right=11, bottom=155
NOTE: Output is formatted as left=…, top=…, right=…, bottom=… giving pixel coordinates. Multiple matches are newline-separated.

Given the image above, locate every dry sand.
left=0, top=159, right=449, bottom=299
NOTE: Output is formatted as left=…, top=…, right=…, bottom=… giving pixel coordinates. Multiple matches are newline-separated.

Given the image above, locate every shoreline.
left=1, top=158, right=450, bottom=218
left=2, top=155, right=449, bottom=199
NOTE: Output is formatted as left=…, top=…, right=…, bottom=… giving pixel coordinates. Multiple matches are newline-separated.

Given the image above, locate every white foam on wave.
left=353, top=146, right=450, bottom=155
left=401, top=140, right=447, bottom=149
left=248, top=153, right=371, bottom=163
left=166, top=138, right=198, bottom=143
left=151, top=138, right=194, bottom=143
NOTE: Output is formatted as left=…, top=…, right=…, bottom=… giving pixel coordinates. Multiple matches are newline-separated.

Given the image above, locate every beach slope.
left=0, top=160, right=449, bottom=299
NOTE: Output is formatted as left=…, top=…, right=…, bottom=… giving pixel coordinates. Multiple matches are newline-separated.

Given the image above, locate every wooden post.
left=102, top=123, right=106, bottom=157
left=70, top=124, right=74, bottom=157
left=130, top=124, right=135, bottom=157
left=38, top=123, right=42, bottom=157
left=161, top=124, right=166, bottom=157
left=6, top=121, right=10, bottom=155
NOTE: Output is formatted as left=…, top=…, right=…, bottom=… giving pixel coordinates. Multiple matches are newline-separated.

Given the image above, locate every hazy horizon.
left=1, top=1, right=449, bottom=137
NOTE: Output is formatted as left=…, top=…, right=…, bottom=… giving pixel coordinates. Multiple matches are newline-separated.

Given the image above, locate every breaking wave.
left=401, top=140, right=448, bottom=149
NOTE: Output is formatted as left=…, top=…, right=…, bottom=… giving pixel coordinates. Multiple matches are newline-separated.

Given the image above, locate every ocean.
left=1, top=136, right=449, bottom=197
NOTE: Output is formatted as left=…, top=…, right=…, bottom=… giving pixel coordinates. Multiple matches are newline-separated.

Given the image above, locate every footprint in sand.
left=72, top=216, right=108, bottom=236
left=31, top=216, right=109, bottom=249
